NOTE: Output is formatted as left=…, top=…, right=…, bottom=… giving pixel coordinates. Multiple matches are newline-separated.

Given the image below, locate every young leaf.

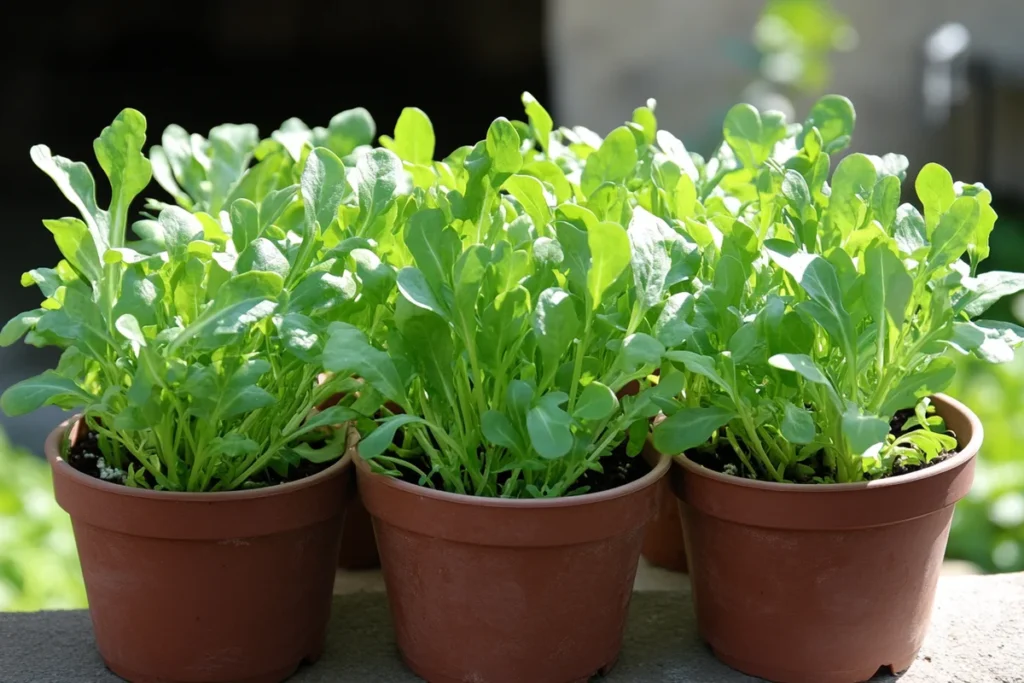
left=324, top=322, right=407, bottom=407
left=526, top=395, right=573, bottom=459
left=581, top=126, right=637, bottom=196
left=841, top=408, right=890, bottom=455
left=533, top=288, right=580, bottom=381
left=380, top=107, right=435, bottom=165
left=482, top=410, right=526, bottom=454
left=915, top=163, right=955, bottom=235
left=781, top=403, right=815, bottom=444
left=769, top=353, right=832, bottom=386
left=574, top=381, right=618, bottom=421
left=522, top=92, right=553, bottom=154
left=927, top=196, right=981, bottom=270
left=586, top=221, right=630, bottom=309
left=486, top=117, right=523, bottom=175
left=359, top=414, right=427, bottom=459
left=653, top=406, right=736, bottom=455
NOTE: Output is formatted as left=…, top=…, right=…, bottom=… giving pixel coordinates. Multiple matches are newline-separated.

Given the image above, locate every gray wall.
left=548, top=0, right=1024, bottom=189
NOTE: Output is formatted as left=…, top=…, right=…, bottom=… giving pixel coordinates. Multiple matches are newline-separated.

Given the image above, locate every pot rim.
left=354, top=437, right=671, bottom=509
left=672, top=393, right=982, bottom=492
left=46, top=416, right=353, bottom=502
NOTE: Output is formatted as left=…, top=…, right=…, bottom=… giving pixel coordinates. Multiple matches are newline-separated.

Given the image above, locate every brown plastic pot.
left=640, top=477, right=688, bottom=572
left=670, top=394, right=981, bottom=683
left=47, top=418, right=354, bottom=683
left=357, top=443, right=670, bottom=683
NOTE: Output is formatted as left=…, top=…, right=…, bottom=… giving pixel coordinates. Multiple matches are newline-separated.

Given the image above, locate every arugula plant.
left=652, top=96, right=1024, bottom=482
left=0, top=109, right=397, bottom=492
left=321, top=95, right=705, bottom=498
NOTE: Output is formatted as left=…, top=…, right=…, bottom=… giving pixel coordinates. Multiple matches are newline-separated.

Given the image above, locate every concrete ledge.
left=2, top=573, right=1021, bottom=682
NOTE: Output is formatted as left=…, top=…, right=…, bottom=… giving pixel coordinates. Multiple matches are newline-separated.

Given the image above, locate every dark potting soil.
left=66, top=427, right=335, bottom=489
left=686, top=407, right=958, bottom=484
left=395, top=441, right=652, bottom=496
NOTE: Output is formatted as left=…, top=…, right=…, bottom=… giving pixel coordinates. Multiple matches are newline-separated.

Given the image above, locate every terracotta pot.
left=337, top=496, right=380, bottom=569
left=670, top=394, right=981, bottom=683
left=47, top=418, right=354, bottom=683
left=357, top=443, right=670, bottom=683
left=640, top=477, right=688, bottom=572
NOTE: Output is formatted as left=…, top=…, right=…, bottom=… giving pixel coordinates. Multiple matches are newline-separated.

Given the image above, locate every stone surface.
left=1, top=573, right=1020, bottom=682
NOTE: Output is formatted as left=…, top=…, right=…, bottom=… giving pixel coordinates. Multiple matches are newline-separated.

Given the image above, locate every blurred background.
left=2, top=0, right=1023, bottom=610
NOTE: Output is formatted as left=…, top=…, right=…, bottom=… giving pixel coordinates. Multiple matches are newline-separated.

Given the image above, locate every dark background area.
left=0, top=0, right=550, bottom=450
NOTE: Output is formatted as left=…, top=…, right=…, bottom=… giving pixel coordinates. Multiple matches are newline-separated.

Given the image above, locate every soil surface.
left=67, top=426, right=336, bottom=489
left=396, top=441, right=652, bottom=497
left=686, top=407, right=958, bottom=484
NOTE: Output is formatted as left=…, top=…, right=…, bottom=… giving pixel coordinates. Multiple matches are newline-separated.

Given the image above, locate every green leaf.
left=0, top=309, right=44, bottom=347
left=42, top=218, right=101, bottom=284
left=959, top=271, right=1024, bottom=317
left=893, top=204, right=927, bottom=255
left=294, top=405, right=360, bottom=439
left=404, top=209, right=460, bottom=290
left=217, top=385, right=277, bottom=421
left=620, top=333, right=665, bottom=369
left=766, top=241, right=856, bottom=356
left=628, top=207, right=673, bottom=313
left=1, top=371, right=94, bottom=416
left=191, top=299, right=277, bottom=351
left=527, top=395, right=573, bottom=459
left=654, top=292, right=695, bottom=348
left=841, top=408, right=890, bottom=455
left=355, top=148, right=408, bottom=229
left=292, top=428, right=349, bottom=464
left=533, top=288, right=579, bottom=381
left=160, top=206, right=204, bottom=259
left=722, top=103, right=766, bottom=169
left=800, top=95, right=855, bottom=151
left=864, top=242, right=913, bottom=328
left=652, top=406, right=735, bottom=454
left=482, top=410, right=526, bottom=454
left=581, top=126, right=637, bottom=196
left=664, top=350, right=731, bottom=392
left=229, top=199, right=260, bottom=254
left=586, top=221, right=631, bottom=310
left=114, top=313, right=146, bottom=347
left=237, top=238, right=290, bottom=279
left=397, top=267, right=448, bottom=319
left=574, top=381, right=618, bottom=421
left=928, top=196, right=981, bottom=270
left=781, top=403, right=815, bottom=444
left=522, top=92, right=553, bottom=154
left=30, top=145, right=108, bottom=249
left=93, top=108, right=153, bottom=224
left=769, top=353, right=831, bottom=386
left=301, top=147, right=346, bottom=233
left=871, top=174, right=901, bottom=229
left=358, top=414, right=426, bottom=459
left=325, top=107, right=376, bottom=156
left=915, top=163, right=956, bottom=235
left=324, top=322, right=406, bottom=406
left=205, top=124, right=259, bottom=212
left=632, top=102, right=657, bottom=145
left=829, top=153, right=876, bottom=236
left=504, top=175, right=551, bottom=234
left=379, top=107, right=435, bottom=165
left=486, top=117, right=523, bottom=175
left=276, top=313, right=324, bottom=363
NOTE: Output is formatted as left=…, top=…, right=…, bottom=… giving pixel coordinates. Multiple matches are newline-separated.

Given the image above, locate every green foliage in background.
left=0, top=433, right=86, bottom=611
left=947, top=322, right=1024, bottom=574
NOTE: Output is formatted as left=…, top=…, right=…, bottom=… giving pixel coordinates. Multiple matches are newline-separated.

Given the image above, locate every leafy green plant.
left=322, top=96, right=703, bottom=498
left=652, top=96, right=1024, bottom=482
left=0, top=109, right=392, bottom=491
